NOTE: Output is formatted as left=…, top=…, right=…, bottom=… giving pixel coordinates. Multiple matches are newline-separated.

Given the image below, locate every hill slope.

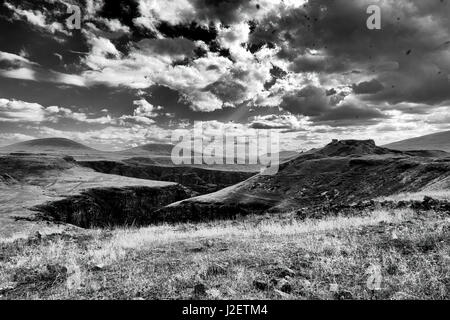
left=156, top=139, right=450, bottom=222
left=116, top=143, right=175, bottom=157
left=0, top=138, right=97, bottom=154
left=384, top=130, right=450, bottom=152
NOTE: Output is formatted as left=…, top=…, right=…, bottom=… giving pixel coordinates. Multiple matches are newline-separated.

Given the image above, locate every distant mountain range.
left=383, top=130, right=450, bottom=152
left=0, top=137, right=173, bottom=157
left=117, top=143, right=174, bottom=156
left=0, top=138, right=299, bottom=166
left=0, top=138, right=97, bottom=153
left=2, top=130, right=450, bottom=157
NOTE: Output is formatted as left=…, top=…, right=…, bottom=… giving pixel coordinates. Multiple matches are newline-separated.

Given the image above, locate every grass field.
left=1, top=208, right=448, bottom=300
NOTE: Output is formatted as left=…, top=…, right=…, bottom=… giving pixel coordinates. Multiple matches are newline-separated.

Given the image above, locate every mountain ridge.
left=383, top=130, right=450, bottom=152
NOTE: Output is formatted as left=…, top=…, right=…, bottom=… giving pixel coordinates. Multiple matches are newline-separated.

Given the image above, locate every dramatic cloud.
left=352, top=79, right=384, bottom=94
left=0, top=0, right=449, bottom=148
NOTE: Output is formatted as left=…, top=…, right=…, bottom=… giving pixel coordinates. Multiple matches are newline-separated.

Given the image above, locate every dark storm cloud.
left=157, top=21, right=235, bottom=59
left=313, top=102, right=387, bottom=123
left=157, top=21, right=217, bottom=43
left=0, top=77, right=138, bottom=116
left=279, top=85, right=387, bottom=126
left=352, top=79, right=384, bottom=94
left=280, top=86, right=330, bottom=117
left=264, top=64, right=287, bottom=90
left=0, top=6, right=88, bottom=73
left=1, top=0, right=449, bottom=147
left=203, top=80, right=247, bottom=104
left=190, top=0, right=258, bottom=24
left=253, top=0, right=450, bottom=108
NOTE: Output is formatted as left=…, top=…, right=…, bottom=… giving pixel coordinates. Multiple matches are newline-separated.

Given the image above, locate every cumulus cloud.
left=280, top=86, right=330, bottom=117
left=4, top=2, right=69, bottom=35
left=249, top=114, right=306, bottom=130
left=1, top=0, right=449, bottom=149
left=0, top=98, right=110, bottom=124
left=0, top=98, right=47, bottom=122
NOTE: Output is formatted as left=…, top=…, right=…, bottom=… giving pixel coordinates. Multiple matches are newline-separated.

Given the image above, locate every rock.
left=334, top=290, right=353, bottom=300
left=193, top=283, right=207, bottom=296
left=188, top=246, right=204, bottom=253
left=0, top=283, right=17, bottom=294
left=274, top=288, right=291, bottom=299
left=269, top=278, right=278, bottom=287
left=253, top=280, right=268, bottom=291
left=46, top=264, right=68, bottom=276
left=90, top=263, right=105, bottom=271
left=206, top=263, right=227, bottom=276
left=273, top=266, right=296, bottom=278
left=277, top=279, right=292, bottom=293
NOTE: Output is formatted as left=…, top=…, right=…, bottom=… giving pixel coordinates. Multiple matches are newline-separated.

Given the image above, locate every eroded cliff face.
left=79, top=160, right=255, bottom=194
left=0, top=154, right=193, bottom=234
left=34, top=184, right=192, bottom=228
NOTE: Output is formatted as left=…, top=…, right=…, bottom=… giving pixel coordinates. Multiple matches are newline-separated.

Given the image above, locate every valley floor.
left=0, top=208, right=448, bottom=300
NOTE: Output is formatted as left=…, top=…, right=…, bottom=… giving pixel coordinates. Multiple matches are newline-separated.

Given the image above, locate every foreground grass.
left=0, top=209, right=449, bottom=300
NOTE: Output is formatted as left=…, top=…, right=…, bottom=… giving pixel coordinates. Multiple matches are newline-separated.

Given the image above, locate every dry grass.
left=376, top=190, right=450, bottom=202
left=0, top=209, right=449, bottom=300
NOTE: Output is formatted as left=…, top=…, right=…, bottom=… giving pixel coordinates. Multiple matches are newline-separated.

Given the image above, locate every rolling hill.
left=116, top=143, right=175, bottom=156
left=0, top=138, right=98, bottom=154
left=155, top=139, right=450, bottom=222
left=383, top=130, right=450, bottom=152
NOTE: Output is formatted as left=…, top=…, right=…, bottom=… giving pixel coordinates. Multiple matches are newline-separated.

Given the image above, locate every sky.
left=0, top=0, right=449, bottom=151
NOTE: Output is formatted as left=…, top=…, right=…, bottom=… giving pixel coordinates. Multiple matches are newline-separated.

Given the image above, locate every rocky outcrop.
left=34, top=184, right=192, bottom=228
left=295, top=197, right=450, bottom=220
left=153, top=201, right=269, bottom=224
left=0, top=154, right=193, bottom=234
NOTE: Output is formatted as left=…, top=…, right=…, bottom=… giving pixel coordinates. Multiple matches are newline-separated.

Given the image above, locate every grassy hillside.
left=384, top=131, right=450, bottom=152
left=0, top=206, right=448, bottom=299
left=160, top=140, right=450, bottom=220
left=0, top=138, right=96, bottom=152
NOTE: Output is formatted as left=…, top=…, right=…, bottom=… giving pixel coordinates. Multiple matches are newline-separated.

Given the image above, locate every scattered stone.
left=253, top=279, right=268, bottom=291
left=188, top=246, right=204, bottom=253
left=206, top=263, right=227, bottom=276
left=334, top=290, right=353, bottom=300
left=0, top=283, right=16, bottom=294
left=277, top=279, right=292, bottom=293
left=273, top=266, right=296, bottom=278
left=193, top=283, right=207, bottom=296
left=90, top=263, right=105, bottom=271
left=274, top=289, right=292, bottom=299
left=46, top=264, right=68, bottom=276
left=269, top=278, right=278, bottom=286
